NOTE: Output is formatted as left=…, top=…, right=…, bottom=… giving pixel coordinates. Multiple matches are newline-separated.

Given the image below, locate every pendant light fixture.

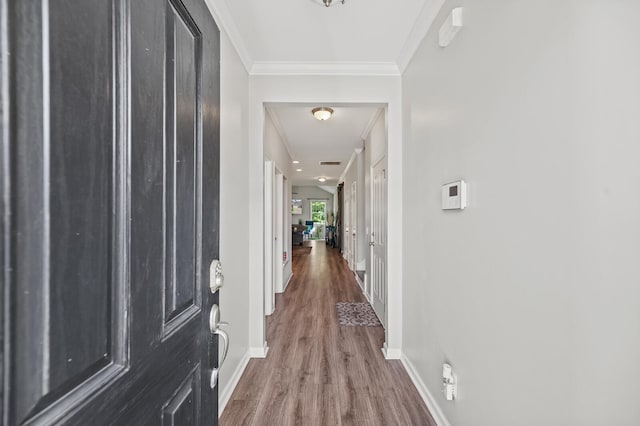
left=322, top=0, right=345, bottom=7
left=312, top=107, right=333, bottom=121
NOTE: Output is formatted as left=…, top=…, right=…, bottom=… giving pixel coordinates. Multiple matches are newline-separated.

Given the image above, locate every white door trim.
left=274, top=172, right=284, bottom=294
left=263, top=160, right=275, bottom=316
left=248, top=79, right=403, bottom=358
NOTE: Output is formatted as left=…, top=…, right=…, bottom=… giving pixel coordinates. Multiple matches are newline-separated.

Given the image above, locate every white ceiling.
left=206, top=0, right=444, bottom=187
left=224, top=0, right=424, bottom=64
left=267, top=104, right=381, bottom=186
left=207, top=0, right=445, bottom=73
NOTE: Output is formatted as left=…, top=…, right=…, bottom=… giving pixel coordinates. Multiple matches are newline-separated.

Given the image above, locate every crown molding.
left=338, top=150, right=358, bottom=183
left=204, top=0, right=253, bottom=73
left=396, top=0, right=446, bottom=73
left=360, top=108, right=384, bottom=141
left=250, top=61, right=400, bottom=76
left=264, top=107, right=295, bottom=161
left=205, top=0, right=445, bottom=76
left=317, top=185, right=337, bottom=195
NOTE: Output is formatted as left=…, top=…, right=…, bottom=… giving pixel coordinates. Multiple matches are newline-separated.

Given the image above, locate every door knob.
left=209, top=260, right=224, bottom=293
left=209, top=304, right=229, bottom=389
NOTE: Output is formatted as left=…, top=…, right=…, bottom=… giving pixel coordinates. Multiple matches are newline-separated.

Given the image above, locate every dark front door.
left=1, top=0, right=220, bottom=424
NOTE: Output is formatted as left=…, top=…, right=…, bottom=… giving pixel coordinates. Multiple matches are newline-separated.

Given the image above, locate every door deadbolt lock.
left=209, top=260, right=224, bottom=293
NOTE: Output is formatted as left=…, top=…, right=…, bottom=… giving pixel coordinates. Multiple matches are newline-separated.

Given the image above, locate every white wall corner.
left=218, top=350, right=251, bottom=417
left=396, top=0, right=447, bottom=73
left=381, top=344, right=402, bottom=360
left=204, top=0, right=253, bottom=73
left=386, top=90, right=403, bottom=357
left=400, top=354, right=451, bottom=426
left=248, top=93, right=266, bottom=352
left=249, top=342, right=269, bottom=358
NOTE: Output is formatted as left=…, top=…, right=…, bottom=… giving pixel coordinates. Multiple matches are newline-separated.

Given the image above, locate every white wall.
left=263, top=113, right=293, bottom=295
left=264, top=112, right=293, bottom=178
left=248, top=75, right=403, bottom=357
left=219, top=31, right=250, bottom=411
left=402, top=1, right=640, bottom=425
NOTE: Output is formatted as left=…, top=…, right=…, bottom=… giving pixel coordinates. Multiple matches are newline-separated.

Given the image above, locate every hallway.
left=220, top=241, right=436, bottom=425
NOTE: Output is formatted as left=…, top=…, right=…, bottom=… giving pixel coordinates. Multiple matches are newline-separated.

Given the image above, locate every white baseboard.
left=381, top=344, right=401, bottom=360
left=363, top=289, right=372, bottom=304
left=355, top=272, right=365, bottom=292
left=283, top=271, right=293, bottom=292
left=249, top=343, right=269, bottom=358
left=400, top=354, right=451, bottom=426
left=218, top=350, right=250, bottom=417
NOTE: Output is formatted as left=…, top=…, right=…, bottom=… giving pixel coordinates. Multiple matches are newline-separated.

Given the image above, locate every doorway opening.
left=310, top=199, right=327, bottom=240
left=257, top=101, right=396, bottom=361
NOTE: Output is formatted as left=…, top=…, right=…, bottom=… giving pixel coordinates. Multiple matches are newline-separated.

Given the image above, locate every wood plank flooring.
left=220, top=241, right=436, bottom=426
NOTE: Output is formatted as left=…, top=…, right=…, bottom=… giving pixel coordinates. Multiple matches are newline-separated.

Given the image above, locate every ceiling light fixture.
left=296, top=168, right=302, bottom=172
left=318, top=177, right=327, bottom=183
left=292, top=160, right=300, bottom=164
left=322, top=0, right=345, bottom=7
left=312, top=107, right=333, bottom=121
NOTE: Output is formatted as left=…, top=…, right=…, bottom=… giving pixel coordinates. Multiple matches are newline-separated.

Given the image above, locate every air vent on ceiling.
left=319, top=161, right=341, bottom=166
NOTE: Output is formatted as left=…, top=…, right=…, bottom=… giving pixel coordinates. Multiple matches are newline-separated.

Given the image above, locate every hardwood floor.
left=220, top=241, right=437, bottom=426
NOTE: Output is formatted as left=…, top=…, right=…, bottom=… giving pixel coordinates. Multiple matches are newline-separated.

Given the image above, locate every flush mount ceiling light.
left=312, top=107, right=333, bottom=121
left=321, top=0, right=345, bottom=7
left=296, top=168, right=302, bottom=172
left=292, top=160, right=300, bottom=164
left=318, top=177, right=327, bottom=183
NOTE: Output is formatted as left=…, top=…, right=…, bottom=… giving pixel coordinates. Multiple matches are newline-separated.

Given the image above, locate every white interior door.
left=351, top=181, right=357, bottom=270
left=371, top=157, right=387, bottom=325
left=344, top=186, right=351, bottom=262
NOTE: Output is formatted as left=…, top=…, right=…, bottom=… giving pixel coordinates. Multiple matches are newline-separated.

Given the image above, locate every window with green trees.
left=310, top=200, right=326, bottom=223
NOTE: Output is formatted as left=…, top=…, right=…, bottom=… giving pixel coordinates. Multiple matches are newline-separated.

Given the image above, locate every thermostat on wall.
left=442, top=180, right=467, bottom=210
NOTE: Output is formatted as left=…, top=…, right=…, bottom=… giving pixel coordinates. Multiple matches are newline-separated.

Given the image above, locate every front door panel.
left=1, top=0, right=220, bottom=424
